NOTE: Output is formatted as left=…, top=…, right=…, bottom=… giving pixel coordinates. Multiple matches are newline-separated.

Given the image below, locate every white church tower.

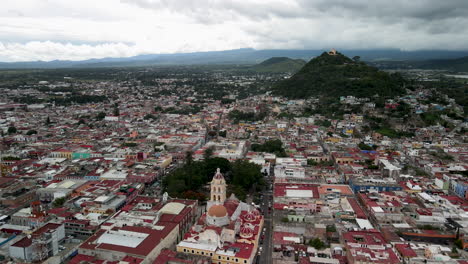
left=210, top=168, right=226, bottom=204
left=206, top=168, right=229, bottom=227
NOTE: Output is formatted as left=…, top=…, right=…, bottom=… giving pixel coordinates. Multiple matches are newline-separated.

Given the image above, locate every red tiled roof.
left=153, top=249, right=194, bottom=264
left=79, top=223, right=178, bottom=257
left=347, top=197, right=367, bottom=219
left=395, top=243, right=417, bottom=258
left=342, top=230, right=387, bottom=245
left=11, top=237, right=32, bottom=248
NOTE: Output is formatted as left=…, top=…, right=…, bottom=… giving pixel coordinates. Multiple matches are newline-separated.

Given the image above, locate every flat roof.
left=97, top=230, right=149, bottom=248
left=308, top=257, right=340, bottom=264
left=372, top=206, right=384, bottom=213
left=286, top=189, right=313, bottom=198
left=178, top=241, right=217, bottom=252
left=356, top=218, right=374, bottom=230
left=80, top=223, right=178, bottom=257
left=159, top=202, right=185, bottom=215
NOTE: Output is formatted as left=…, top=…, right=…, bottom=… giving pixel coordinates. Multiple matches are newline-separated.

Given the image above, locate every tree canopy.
left=251, top=139, right=287, bottom=157
left=273, top=51, right=405, bottom=100
left=163, top=157, right=263, bottom=201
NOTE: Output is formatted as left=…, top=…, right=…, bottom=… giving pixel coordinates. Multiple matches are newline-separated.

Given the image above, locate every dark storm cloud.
left=123, top=0, right=468, bottom=22
left=2, top=0, right=468, bottom=61
left=122, top=0, right=468, bottom=45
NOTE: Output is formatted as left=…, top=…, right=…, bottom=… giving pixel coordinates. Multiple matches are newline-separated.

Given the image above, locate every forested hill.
left=250, top=57, right=306, bottom=73
left=272, top=51, right=406, bottom=99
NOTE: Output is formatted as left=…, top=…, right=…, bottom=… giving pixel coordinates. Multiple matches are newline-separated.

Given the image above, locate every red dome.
left=240, top=223, right=254, bottom=238
left=243, top=210, right=257, bottom=222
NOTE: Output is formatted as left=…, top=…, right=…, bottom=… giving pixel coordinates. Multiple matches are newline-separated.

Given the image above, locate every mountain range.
left=2, top=48, right=468, bottom=69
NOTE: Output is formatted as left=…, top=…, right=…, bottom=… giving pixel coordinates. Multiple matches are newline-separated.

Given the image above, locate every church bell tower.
left=210, top=168, right=226, bottom=204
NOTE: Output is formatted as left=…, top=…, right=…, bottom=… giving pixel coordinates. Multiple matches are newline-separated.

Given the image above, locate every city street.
left=258, top=173, right=274, bottom=264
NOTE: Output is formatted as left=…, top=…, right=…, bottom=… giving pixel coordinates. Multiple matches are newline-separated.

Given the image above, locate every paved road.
left=258, top=174, right=274, bottom=264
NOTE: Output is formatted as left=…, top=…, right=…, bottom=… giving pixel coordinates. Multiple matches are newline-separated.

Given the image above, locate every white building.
left=9, top=223, right=65, bottom=263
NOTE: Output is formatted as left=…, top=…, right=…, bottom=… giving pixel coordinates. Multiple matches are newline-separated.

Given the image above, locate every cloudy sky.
left=1, top=0, right=467, bottom=62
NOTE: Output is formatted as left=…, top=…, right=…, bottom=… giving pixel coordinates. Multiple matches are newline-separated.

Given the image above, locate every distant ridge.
left=418, top=56, right=468, bottom=72
left=1, top=48, right=468, bottom=69
left=272, top=50, right=406, bottom=99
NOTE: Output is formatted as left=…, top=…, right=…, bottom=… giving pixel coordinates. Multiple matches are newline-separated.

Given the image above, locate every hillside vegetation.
left=250, top=57, right=306, bottom=73
left=273, top=51, right=405, bottom=99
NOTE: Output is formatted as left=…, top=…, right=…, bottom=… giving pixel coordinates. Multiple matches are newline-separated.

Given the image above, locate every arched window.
left=218, top=195, right=221, bottom=201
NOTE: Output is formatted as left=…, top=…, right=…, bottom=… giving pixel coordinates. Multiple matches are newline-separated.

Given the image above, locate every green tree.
left=205, top=158, right=231, bottom=177
left=26, top=130, right=37, bottom=135
left=185, top=151, right=193, bottom=166
left=326, top=225, right=337, bottom=232
left=203, top=146, right=215, bottom=160
left=96, top=112, right=106, bottom=120
left=53, top=197, right=66, bottom=207
left=315, top=119, right=332, bottom=127
left=455, top=239, right=463, bottom=249
left=144, top=114, right=157, bottom=120
left=7, top=126, right=17, bottom=134
left=228, top=185, right=247, bottom=201
left=251, top=139, right=287, bottom=157
left=154, top=105, right=163, bottom=112
left=113, top=106, right=120, bottom=116
left=358, top=142, right=373, bottom=151
left=231, top=160, right=264, bottom=191
left=309, top=238, right=326, bottom=250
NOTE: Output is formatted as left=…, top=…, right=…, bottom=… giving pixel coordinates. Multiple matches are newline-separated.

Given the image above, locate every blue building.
left=349, top=177, right=403, bottom=193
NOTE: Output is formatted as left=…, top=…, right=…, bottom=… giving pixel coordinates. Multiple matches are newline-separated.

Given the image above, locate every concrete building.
left=9, top=223, right=65, bottom=263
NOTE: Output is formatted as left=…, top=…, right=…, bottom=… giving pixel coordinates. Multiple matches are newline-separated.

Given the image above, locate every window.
left=192, top=250, right=194, bottom=253
left=218, top=256, right=221, bottom=259
left=227, top=257, right=230, bottom=260
left=183, top=249, right=186, bottom=252
left=244, top=260, right=247, bottom=264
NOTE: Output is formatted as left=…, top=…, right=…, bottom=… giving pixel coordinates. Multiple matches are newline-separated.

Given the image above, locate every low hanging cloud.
left=0, top=41, right=139, bottom=62
left=0, top=0, right=467, bottom=61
